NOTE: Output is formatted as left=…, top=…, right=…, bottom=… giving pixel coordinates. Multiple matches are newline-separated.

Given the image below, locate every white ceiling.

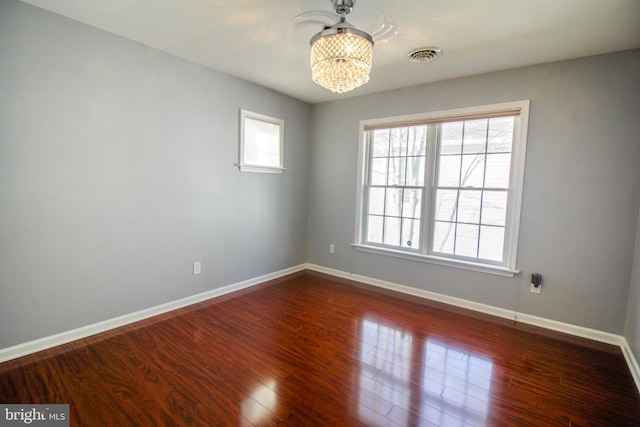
left=21, top=0, right=640, bottom=104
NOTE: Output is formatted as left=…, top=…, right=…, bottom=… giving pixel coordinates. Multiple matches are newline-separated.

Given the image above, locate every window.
left=354, top=101, right=529, bottom=276
left=238, top=109, right=284, bottom=173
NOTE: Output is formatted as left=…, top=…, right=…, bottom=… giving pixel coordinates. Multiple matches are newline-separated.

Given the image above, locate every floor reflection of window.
left=356, top=319, right=494, bottom=426
left=358, top=318, right=413, bottom=426
left=241, top=379, right=277, bottom=425
left=422, top=340, right=493, bottom=426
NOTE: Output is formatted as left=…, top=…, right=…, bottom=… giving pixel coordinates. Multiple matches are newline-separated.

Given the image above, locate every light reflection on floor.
left=357, top=318, right=493, bottom=426
left=241, top=379, right=278, bottom=425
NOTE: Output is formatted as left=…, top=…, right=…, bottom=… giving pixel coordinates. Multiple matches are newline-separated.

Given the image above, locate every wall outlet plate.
left=530, top=282, right=541, bottom=294
left=193, top=261, right=201, bottom=275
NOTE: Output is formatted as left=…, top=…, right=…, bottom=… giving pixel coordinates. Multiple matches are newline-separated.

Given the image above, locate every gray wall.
left=0, top=1, right=310, bottom=348
left=626, top=203, right=640, bottom=358
left=308, top=50, right=640, bottom=334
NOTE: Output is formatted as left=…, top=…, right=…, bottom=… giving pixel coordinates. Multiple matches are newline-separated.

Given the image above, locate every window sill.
left=352, top=244, right=519, bottom=277
left=236, top=164, right=285, bottom=174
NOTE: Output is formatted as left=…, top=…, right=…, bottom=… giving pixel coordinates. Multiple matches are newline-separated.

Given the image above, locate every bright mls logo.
left=0, top=405, right=69, bottom=426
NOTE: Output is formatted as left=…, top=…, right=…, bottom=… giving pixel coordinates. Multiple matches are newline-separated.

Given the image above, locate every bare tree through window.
left=367, top=126, right=427, bottom=248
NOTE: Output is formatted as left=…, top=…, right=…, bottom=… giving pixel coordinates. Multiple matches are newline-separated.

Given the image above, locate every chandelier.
left=309, top=0, right=374, bottom=94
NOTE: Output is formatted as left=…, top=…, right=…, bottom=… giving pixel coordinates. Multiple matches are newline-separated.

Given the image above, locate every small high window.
left=238, top=109, right=284, bottom=173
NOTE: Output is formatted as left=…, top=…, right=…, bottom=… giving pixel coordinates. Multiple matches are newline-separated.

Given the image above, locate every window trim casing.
left=237, top=109, right=285, bottom=174
left=353, top=100, right=530, bottom=276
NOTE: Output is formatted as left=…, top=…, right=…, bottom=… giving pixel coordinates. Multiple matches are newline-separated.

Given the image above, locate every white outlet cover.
left=193, top=261, right=201, bottom=275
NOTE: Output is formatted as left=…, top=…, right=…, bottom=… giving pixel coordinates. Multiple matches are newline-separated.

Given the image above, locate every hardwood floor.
left=1, top=270, right=639, bottom=426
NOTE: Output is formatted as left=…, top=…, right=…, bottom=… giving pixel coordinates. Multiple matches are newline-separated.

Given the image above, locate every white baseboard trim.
left=513, top=312, right=623, bottom=346
left=307, top=264, right=516, bottom=321
left=305, top=263, right=640, bottom=393
left=307, top=264, right=516, bottom=320
left=305, top=263, right=622, bottom=344
left=621, top=338, right=640, bottom=393
left=0, top=264, right=307, bottom=363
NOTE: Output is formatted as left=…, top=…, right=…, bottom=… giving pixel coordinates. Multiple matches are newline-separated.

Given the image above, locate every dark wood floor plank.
left=1, top=270, right=639, bottom=426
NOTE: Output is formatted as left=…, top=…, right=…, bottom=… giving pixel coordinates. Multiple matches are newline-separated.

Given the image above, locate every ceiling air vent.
left=407, top=47, right=442, bottom=63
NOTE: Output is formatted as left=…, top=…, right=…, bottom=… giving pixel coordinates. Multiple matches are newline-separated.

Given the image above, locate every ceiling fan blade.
left=371, top=22, right=399, bottom=44
left=293, top=10, right=338, bottom=27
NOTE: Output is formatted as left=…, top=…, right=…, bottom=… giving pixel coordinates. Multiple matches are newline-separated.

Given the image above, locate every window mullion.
left=400, top=130, right=409, bottom=247
left=423, top=124, right=438, bottom=256
left=363, top=131, right=376, bottom=244
left=383, top=131, right=393, bottom=245
left=476, top=122, right=490, bottom=258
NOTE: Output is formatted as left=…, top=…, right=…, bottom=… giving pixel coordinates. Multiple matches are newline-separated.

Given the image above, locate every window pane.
left=368, top=187, right=385, bottom=215
left=388, top=156, right=407, bottom=186
left=437, top=155, right=461, bottom=187
left=435, top=190, right=458, bottom=222
left=479, top=225, right=505, bottom=261
left=367, top=215, right=383, bottom=243
left=463, top=119, right=488, bottom=154
left=365, top=124, right=429, bottom=251
left=244, top=117, right=281, bottom=167
left=402, top=219, right=421, bottom=249
left=385, top=188, right=403, bottom=217
left=458, top=190, right=481, bottom=224
left=454, top=223, right=479, bottom=258
left=384, top=217, right=401, bottom=246
left=460, top=154, right=485, bottom=188
left=406, top=156, right=426, bottom=186
left=408, top=126, right=427, bottom=156
left=485, top=153, right=511, bottom=188
left=371, top=158, right=388, bottom=185
left=441, top=122, right=463, bottom=155
left=488, top=117, right=513, bottom=153
left=432, top=114, right=517, bottom=264
left=433, top=221, right=455, bottom=254
left=481, top=191, right=507, bottom=226
left=390, top=127, right=408, bottom=156
left=403, top=189, right=422, bottom=219
left=373, top=129, right=390, bottom=157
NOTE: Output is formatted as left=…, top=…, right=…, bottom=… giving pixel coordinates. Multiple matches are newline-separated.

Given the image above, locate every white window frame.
left=353, top=101, right=530, bottom=277
left=237, top=109, right=285, bottom=174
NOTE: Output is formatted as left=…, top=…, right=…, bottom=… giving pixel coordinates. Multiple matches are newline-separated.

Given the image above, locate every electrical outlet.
left=193, top=261, right=201, bottom=275
left=329, top=244, right=335, bottom=254
left=530, top=282, right=541, bottom=294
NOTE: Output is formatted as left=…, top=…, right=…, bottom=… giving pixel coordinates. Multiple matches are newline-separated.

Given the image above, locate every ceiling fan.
left=294, top=0, right=399, bottom=45
left=294, top=0, right=399, bottom=93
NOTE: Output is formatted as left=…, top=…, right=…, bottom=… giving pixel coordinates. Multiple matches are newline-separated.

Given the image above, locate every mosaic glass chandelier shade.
left=310, top=26, right=373, bottom=94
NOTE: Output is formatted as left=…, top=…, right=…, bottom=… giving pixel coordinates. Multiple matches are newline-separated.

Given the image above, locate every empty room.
left=1, top=0, right=640, bottom=425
